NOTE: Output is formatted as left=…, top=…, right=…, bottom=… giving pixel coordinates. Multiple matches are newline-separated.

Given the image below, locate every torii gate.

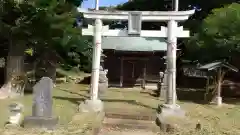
left=78, top=8, right=195, bottom=112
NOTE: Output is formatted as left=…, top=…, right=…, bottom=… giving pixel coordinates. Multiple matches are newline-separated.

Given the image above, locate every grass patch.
left=100, top=88, right=240, bottom=134
left=101, top=88, right=159, bottom=114
left=1, top=84, right=240, bottom=135
left=0, top=83, right=101, bottom=135
left=56, top=68, right=84, bottom=78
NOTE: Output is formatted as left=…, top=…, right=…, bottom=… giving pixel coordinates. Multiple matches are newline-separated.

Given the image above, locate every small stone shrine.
left=23, top=77, right=58, bottom=129
left=5, top=103, right=24, bottom=126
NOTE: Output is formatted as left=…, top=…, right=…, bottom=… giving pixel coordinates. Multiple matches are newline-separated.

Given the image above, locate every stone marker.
left=5, top=103, right=24, bottom=126
left=23, top=77, right=58, bottom=129
left=98, top=69, right=108, bottom=96
left=160, top=71, right=168, bottom=101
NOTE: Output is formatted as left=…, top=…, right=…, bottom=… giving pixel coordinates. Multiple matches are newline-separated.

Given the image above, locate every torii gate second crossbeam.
left=82, top=25, right=189, bottom=38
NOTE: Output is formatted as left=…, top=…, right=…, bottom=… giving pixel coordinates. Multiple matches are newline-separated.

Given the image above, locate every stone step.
left=103, top=117, right=159, bottom=132
left=99, top=129, right=159, bottom=135
left=105, top=112, right=156, bottom=121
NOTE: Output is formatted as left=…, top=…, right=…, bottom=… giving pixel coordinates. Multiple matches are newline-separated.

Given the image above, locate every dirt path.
left=99, top=128, right=159, bottom=135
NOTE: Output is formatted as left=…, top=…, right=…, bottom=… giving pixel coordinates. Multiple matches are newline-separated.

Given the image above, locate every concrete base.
left=145, top=84, right=158, bottom=90
left=23, top=116, right=58, bottom=129
left=213, top=96, right=222, bottom=106
left=5, top=122, right=20, bottom=128
left=156, top=104, right=185, bottom=132
left=79, top=99, right=103, bottom=113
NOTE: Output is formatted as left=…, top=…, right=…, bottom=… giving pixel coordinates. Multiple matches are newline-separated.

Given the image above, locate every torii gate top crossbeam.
left=77, top=8, right=195, bottom=21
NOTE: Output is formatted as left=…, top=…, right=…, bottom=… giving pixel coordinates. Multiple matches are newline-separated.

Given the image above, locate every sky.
left=82, top=0, right=128, bottom=8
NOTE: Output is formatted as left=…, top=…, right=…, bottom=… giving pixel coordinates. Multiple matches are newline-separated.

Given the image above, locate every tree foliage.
left=116, top=0, right=240, bottom=64
left=0, top=0, right=92, bottom=71
left=117, top=0, right=240, bottom=31
left=185, top=3, right=240, bottom=63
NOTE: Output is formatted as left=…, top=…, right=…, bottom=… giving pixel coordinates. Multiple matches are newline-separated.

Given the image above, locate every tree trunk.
left=204, top=77, right=210, bottom=101
left=217, top=69, right=222, bottom=98
left=216, top=68, right=225, bottom=106
left=0, top=43, right=26, bottom=99
left=35, top=50, right=57, bottom=83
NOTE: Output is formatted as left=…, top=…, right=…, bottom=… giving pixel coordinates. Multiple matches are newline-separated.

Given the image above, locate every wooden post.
left=132, top=62, right=135, bottom=78
left=142, top=62, right=147, bottom=89
left=204, top=77, right=210, bottom=101
left=216, top=68, right=223, bottom=106
left=120, top=57, right=123, bottom=87
left=217, top=68, right=222, bottom=98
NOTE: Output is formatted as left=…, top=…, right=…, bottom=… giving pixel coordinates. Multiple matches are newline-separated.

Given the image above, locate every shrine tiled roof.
left=102, top=37, right=167, bottom=51
left=198, top=61, right=238, bottom=72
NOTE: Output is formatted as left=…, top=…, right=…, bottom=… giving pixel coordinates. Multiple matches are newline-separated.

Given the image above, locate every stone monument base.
left=5, top=123, right=20, bottom=128
left=156, top=104, right=185, bottom=132
left=212, top=96, right=222, bottom=106
left=23, top=116, right=58, bottom=129
left=79, top=99, right=103, bottom=113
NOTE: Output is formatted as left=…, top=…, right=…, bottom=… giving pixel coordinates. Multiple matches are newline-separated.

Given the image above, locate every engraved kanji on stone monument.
left=23, top=77, right=58, bottom=129
left=32, top=77, right=53, bottom=117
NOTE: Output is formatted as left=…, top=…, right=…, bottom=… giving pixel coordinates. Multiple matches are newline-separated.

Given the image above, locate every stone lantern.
left=5, top=103, right=23, bottom=126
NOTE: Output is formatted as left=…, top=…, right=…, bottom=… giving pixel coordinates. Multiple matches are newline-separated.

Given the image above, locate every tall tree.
left=0, top=0, right=42, bottom=97
left=0, top=0, right=87, bottom=98
left=185, top=3, right=240, bottom=63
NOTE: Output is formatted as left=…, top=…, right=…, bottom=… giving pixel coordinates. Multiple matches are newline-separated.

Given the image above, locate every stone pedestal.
left=98, top=69, right=108, bottom=96
left=5, top=103, right=23, bottom=126
left=156, top=104, right=185, bottom=132
left=159, top=83, right=167, bottom=99
left=98, top=82, right=108, bottom=95
left=23, top=117, right=58, bottom=129
left=212, top=96, right=222, bottom=106
left=79, top=99, right=104, bottom=113
left=216, top=96, right=222, bottom=106
left=160, top=72, right=168, bottom=101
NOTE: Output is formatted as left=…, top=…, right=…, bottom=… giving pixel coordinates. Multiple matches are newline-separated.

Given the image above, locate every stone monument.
left=23, top=77, right=58, bottom=129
